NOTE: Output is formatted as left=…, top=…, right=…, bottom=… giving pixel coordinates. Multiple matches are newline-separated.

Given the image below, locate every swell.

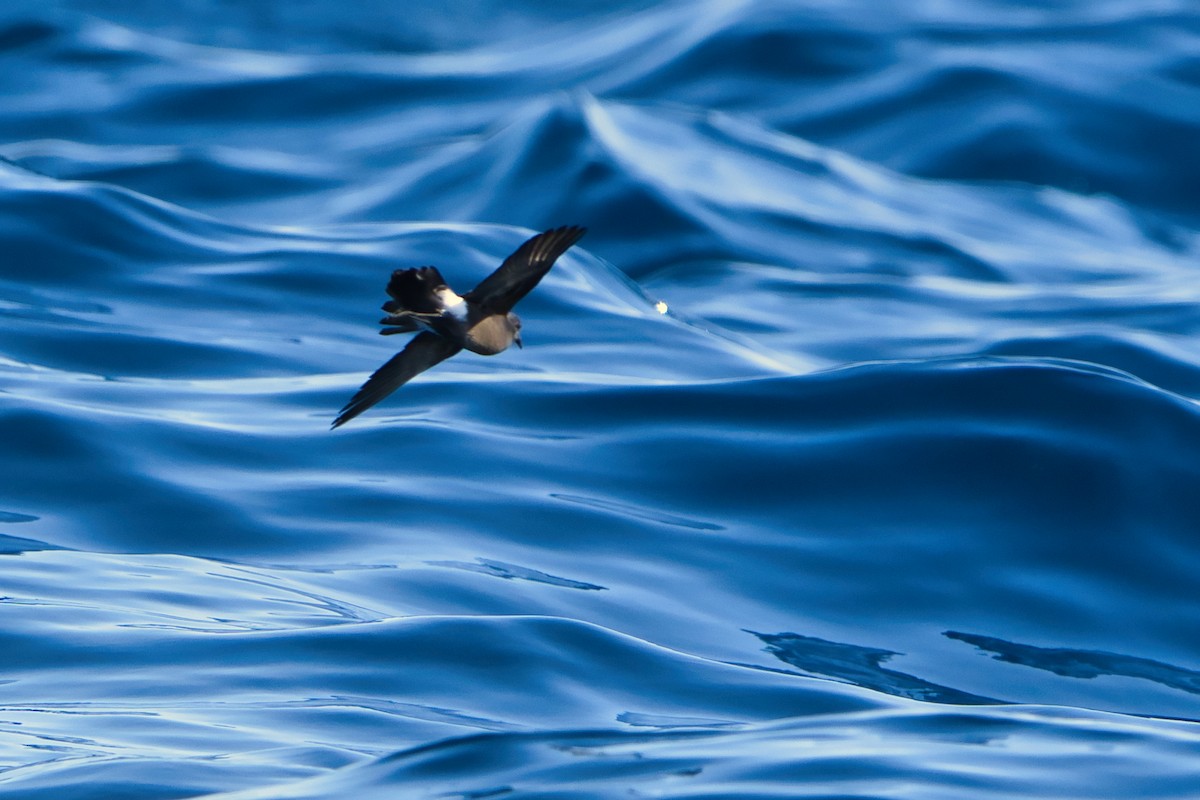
left=191, top=706, right=1200, bottom=800
left=6, top=358, right=1200, bottom=717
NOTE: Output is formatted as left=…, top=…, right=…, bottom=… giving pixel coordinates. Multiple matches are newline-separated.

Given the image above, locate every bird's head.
left=507, top=312, right=523, bottom=348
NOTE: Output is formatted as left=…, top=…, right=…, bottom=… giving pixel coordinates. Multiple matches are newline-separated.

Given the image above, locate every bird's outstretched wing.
left=332, top=332, right=462, bottom=428
left=464, top=225, right=586, bottom=314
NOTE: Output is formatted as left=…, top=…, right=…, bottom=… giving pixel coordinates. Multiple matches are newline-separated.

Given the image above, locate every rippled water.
left=3, top=1, right=1200, bottom=797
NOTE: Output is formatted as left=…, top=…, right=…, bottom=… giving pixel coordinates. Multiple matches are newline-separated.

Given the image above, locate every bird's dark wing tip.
left=545, top=225, right=587, bottom=247
left=330, top=400, right=369, bottom=430
left=331, top=396, right=368, bottom=428
left=536, top=224, right=587, bottom=258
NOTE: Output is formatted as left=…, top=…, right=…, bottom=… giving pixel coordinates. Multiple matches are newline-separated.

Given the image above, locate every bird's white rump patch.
left=436, top=287, right=468, bottom=320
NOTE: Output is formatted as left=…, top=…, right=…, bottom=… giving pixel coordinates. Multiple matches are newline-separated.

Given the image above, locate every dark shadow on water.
left=946, top=630, right=1200, bottom=695
left=0, top=531, right=65, bottom=555
left=751, top=630, right=1000, bottom=705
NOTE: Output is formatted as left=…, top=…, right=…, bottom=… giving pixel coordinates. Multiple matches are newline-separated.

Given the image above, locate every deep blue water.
left=3, top=1, right=1200, bottom=797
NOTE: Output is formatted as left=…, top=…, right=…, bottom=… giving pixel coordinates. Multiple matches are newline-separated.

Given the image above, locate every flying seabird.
left=332, top=225, right=587, bottom=428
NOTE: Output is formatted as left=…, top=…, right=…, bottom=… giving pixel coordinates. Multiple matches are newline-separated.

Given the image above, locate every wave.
left=2, top=1, right=1200, bottom=796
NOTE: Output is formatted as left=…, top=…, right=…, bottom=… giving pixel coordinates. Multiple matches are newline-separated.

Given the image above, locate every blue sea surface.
left=3, top=1, right=1200, bottom=797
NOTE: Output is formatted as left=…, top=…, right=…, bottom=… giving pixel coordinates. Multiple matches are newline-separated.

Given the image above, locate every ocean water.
left=2, top=1, right=1200, bottom=797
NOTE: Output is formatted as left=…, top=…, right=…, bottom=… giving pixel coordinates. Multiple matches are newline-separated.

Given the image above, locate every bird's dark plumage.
left=384, top=266, right=448, bottom=314
left=332, top=333, right=461, bottom=428
left=332, top=225, right=586, bottom=428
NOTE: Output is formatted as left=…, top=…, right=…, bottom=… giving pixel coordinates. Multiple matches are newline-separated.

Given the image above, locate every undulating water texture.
left=3, top=1, right=1200, bottom=797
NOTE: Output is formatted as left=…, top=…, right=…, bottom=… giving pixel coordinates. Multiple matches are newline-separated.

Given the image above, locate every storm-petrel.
left=332, top=225, right=587, bottom=428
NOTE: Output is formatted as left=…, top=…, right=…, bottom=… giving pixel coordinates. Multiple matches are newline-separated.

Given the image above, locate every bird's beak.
left=514, top=332, right=523, bottom=349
